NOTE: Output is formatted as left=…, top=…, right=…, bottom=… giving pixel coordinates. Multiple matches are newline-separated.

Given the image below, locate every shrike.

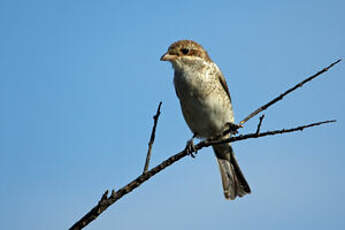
left=161, top=40, right=250, bottom=199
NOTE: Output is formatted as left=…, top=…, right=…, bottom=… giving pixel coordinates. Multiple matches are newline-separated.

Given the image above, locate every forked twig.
left=69, top=120, right=336, bottom=230
left=69, top=60, right=341, bottom=230
left=205, top=120, right=336, bottom=147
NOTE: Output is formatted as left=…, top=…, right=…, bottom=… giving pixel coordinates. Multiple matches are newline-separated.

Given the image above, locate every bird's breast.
left=173, top=66, right=233, bottom=137
left=174, top=66, right=214, bottom=99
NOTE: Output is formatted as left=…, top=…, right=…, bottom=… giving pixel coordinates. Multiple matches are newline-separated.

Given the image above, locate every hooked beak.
left=160, top=52, right=177, bottom=61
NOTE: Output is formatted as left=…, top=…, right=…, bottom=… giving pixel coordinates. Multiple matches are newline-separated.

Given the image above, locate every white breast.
left=173, top=60, right=234, bottom=138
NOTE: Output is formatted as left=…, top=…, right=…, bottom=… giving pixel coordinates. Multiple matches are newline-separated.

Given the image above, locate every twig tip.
left=110, top=189, right=116, bottom=199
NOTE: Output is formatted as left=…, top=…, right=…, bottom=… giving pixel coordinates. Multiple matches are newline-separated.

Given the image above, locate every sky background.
left=1, top=0, right=344, bottom=229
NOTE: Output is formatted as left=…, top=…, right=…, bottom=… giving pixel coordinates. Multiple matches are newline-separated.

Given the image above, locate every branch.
left=69, top=60, right=341, bottom=230
left=240, top=59, right=341, bottom=124
left=69, top=120, right=335, bottom=230
left=143, top=102, right=162, bottom=173
left=202, top=120, right=336, bottom=147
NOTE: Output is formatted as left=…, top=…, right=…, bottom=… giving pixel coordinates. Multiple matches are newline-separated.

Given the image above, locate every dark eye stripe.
left=181, top=48, right=189, bottom=55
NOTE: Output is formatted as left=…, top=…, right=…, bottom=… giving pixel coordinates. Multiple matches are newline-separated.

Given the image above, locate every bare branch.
left=203, top=120, right=336, bottom=147
left=240, top=59, right=342, bottom=124
left=69, top=60, right=341, bottom=230
left=68, top=120, right=335, bottom=230
left=143, top=102, right=162, bottom=173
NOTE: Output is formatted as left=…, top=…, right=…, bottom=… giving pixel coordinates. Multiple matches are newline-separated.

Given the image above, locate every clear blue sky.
left=1, top=1, right=344, bottom=229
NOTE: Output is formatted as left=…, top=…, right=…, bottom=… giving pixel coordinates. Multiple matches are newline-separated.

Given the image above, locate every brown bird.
left=160, top=40, right=251, bottom=200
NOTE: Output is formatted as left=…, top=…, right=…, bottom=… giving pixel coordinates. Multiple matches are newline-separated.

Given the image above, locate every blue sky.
left=1, top=0, right=344, bottom=229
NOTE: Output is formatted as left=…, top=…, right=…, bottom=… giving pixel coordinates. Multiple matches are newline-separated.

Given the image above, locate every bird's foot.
left=185, top=134, right=197, bottom=158
left=225, top=122, right=243, bottom=135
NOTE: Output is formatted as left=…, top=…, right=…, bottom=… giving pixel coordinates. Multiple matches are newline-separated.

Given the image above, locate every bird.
left=160, top=40, right=251, bottom=200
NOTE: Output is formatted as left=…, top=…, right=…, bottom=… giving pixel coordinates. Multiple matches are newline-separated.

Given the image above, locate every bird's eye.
left=181, top=48, right=189, bottom=55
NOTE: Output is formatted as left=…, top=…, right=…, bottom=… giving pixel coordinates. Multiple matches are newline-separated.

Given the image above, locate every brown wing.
left=174, top=85, right=180, bottom=99
left=217, top=71, right=232, bottom=103
left=173, top=74, right=181, bottom=99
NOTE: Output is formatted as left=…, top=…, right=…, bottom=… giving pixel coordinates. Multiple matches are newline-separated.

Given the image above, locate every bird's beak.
left=160, top=52, right=176, bottom=61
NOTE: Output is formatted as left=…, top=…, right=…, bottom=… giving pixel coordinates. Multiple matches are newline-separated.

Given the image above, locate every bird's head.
left=160, top=40, right=212, bottom=69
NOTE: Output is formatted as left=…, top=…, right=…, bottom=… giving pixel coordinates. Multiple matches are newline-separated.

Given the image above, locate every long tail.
left=212, top=143, right=251, bottom=200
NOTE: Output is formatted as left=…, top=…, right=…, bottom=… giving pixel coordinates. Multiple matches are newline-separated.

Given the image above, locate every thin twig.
left=255, top=115, right=265, bottom=135
left=68, top=120, right=335, bottom=230
left=143, top=102, right=162, bottom=173
left=204, top=120, right=336, bottom=147
left=240, top=59, right=341, bottom=124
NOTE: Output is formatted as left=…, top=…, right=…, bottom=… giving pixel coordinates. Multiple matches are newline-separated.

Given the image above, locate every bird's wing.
left=217, top=70, right=232, bottom=103
left=173, top=78, right=181, bottom=99
left=174, top=85, right=180, bottom=99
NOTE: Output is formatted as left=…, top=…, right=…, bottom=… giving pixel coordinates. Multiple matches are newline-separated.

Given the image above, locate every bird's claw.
left=226, top=122, right=243, bottom=135
left=185, top=139, right=197, bottom=158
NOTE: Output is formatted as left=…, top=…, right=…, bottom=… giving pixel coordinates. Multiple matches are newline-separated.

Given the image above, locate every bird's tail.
left=213, top=143, right=251, bottom=200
